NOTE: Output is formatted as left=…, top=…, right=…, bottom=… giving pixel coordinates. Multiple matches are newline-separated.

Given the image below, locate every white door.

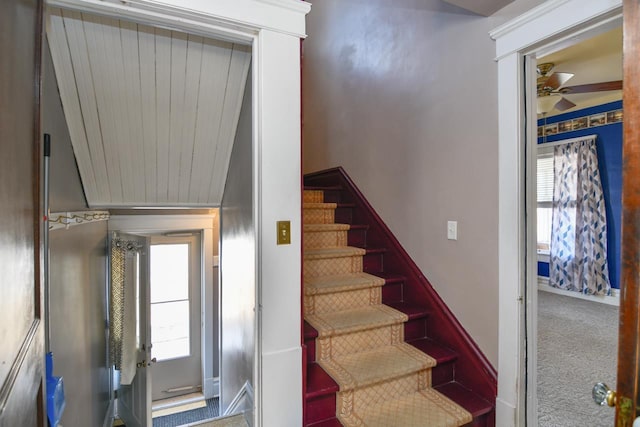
left=115, top=233, right=152, bottom=427
left=149, top=233, right=202, bottom=401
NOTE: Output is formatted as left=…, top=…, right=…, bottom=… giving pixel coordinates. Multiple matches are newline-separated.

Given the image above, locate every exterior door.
left=615, top=1, right=640, bottom=425
left=149, top=234, right=202, bottom=402
left=116, top=233, right=151, bottom=427
left=0, top=0, right=46, bottom=425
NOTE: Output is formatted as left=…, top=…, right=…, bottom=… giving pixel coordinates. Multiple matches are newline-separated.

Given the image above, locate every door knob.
left=136, top=360, right=146, bottom=368
left=147, top=357, right=157, bottom=367
left=592, top=382, right=616, bottom=407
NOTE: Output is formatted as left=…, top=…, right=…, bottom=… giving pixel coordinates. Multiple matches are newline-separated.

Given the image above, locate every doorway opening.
left=527, top=21, right=622, bottom=427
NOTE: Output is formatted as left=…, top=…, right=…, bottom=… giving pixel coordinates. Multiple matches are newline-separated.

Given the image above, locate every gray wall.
left=303, top=0, right=544, bottom=366
left=44, top=41, right=110, bottom=426
left=220, top=72, right=254, bottom=415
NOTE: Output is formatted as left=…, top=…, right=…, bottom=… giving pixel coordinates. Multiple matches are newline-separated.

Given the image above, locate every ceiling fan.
left=536, top=62, right=622, bottom=114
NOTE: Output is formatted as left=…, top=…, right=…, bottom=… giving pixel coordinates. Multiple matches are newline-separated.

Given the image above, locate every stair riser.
left=405, top=317, right=428, bottom=341
left=304, top=190, right=324, bottom=203
left=336, top=370, right=431, bottom=424
left=306, top=337, right=317, bottom=363
left=316, top=323, right=404, bottom=360
left=334, top=207, right=353, bottom=224
left=363, top=252, right=384, bottom=274
left=304, top=230, right=348, bottom=250
left=304, top=208, right=336, bottom=225
left=304, top=256, right=363, bottom=278
left=304, top=287, right=380, bottom=316
left=432, top=362, right=455, bottom=387
left=347, top=228, right=367, bottom=247
left=306, top=393, right=337, bottom=425
left=381, top=281, right=403, bottom=303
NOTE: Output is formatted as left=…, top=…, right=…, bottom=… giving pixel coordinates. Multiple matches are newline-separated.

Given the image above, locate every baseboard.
left=204, top=376, right=219, bottom=399
left=538, top=277, right=620, bottom=306
left=102, top=398, right=115, bottom=427
left=224, top=380, right=254, bottom=420
left=495, top=397, right=518, bottom=427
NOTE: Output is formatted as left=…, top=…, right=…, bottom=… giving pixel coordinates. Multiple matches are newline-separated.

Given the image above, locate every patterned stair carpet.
left=303, top=190, right=472, bottom=427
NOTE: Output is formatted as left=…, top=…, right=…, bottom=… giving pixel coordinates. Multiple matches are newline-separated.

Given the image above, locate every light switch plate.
left=447, top=221, right=457, bottom=240
left=277, top=221, right=291, bottom=245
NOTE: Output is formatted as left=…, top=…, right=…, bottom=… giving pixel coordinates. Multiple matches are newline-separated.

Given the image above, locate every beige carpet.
left=303, top=190, right=471, bottom=426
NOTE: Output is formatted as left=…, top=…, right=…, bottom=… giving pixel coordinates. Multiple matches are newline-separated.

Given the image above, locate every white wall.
left=220, top=72, right=255, bottom=416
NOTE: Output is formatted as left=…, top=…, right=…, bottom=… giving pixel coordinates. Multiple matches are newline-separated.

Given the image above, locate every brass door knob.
left=593, top=382, right=616, bottom=407
left=136, top=360, right=146, bottom=368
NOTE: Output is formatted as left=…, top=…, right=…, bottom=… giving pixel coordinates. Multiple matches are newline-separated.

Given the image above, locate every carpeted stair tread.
left=307, top=362, right=340, bottom=399
left=304, top=202, right=338, bottom=209
left=352, top=388, right=473, bottom=427
left=434, top=382, right=493, bottom=419
left=306, top=304, right=408, bottom=337
left=319, top=343, right=436, bottom=391
left=304, top=223, right=351, bottom=232
left=305, top=273, right=384, bottom=295
left=304, top=246, right=366, bottom=260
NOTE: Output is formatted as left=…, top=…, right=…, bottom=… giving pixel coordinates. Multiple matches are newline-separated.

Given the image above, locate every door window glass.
left=150, top=243, right=190, bottom=360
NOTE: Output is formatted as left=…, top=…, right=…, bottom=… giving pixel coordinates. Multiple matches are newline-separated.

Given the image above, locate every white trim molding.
left=490, top=1, right=622, bottom=426
left=538, top=277, right=620, bottom=306
left=48, top=210, right=109, bottom=230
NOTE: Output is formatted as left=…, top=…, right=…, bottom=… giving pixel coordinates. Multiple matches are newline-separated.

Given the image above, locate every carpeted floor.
left=152, top=397, right=219, bottom=427
left=537, top=291, right=618, bottom=426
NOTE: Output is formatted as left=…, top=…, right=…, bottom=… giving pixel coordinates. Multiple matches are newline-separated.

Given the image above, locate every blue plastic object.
left=46, top=352, right=65, bottom=427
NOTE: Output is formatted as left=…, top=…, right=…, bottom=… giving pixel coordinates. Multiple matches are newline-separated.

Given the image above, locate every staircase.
left=302, top=168, right=495, bottom=427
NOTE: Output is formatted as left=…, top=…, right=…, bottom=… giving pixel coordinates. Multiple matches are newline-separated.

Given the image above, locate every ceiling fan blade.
left=543, top=72, right=574, bottom=90
left=560, top=80, right=623, bottom=94
left=554, top=97, right=577, bottom=111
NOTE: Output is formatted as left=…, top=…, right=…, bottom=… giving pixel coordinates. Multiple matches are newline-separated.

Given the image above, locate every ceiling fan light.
left=537, top=96, right=559, bottom=114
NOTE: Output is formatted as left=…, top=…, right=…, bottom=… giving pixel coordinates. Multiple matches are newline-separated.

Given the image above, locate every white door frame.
left=490, top=1, right=622, bottom=425
left=51, top=1, right=309, bottom=425
left=109, top=214, right=218, bottom=400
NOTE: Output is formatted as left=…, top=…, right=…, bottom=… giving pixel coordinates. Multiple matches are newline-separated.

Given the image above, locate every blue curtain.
left=549, top=137, right=611, bottom=295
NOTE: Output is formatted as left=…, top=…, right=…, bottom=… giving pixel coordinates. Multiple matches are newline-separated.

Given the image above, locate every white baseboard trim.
left=102, top=399, right=115, bottom=427
left=495, top=397, right=517, bottom=427
left=224, top=381, right=254, bottom=418
left=538, top=277, right=620, bottom=306
left=204, top=377, right=219, bottom=399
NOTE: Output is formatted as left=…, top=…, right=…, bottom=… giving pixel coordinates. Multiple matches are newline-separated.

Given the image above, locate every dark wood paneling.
left=617, top=1, right=640, bottom=425
left=0, top=0, right=45, bottom=425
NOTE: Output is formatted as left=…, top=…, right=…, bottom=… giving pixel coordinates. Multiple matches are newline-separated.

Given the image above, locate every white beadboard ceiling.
left=46, top=8, right=251, bottom=207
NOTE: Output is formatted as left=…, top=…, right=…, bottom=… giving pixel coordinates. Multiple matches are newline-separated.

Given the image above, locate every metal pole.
left=44, top=133, right=51, bottom=353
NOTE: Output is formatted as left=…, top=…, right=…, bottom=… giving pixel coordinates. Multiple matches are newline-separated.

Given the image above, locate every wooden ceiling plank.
left=82, top=13, right=124, bottom=202
left=137, top=24, right=158, bottom=203
left=47, top=9, right=101, bottom=204
left=155, top=27, right=172, bottom=204
left=190, top=38, right=234, bottom=203
left=100, top=15, right=136, bottom=203
left=178, top=35, right=204, bottom=203
left=59, top=10, right=111, bottom=204
left=119, top=19, right=147, bottom=203
left=207, top=44, right=251, bottom=204
left=167, top=31, right=189, bottom=203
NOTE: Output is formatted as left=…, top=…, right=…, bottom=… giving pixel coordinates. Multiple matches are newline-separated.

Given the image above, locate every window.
left=150, top=243, right=191, bottom=361
left=537, top=150, right=553, bottom=252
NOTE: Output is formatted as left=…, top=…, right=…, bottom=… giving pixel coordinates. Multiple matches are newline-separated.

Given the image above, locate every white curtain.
left=549, top=137, right=611, bottom=295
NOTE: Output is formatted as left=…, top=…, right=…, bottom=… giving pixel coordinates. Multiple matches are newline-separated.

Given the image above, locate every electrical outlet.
left=447, top=221, right=457, bottom=240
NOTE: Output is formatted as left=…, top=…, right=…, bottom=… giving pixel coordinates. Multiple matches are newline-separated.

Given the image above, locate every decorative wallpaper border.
left=48, top=210, right=110, bottom=230
left=538, top=108, right=623, bottom=137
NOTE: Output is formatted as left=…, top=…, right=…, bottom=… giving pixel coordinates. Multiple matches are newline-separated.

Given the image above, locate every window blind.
left=537, top=154, right=554, bottom=204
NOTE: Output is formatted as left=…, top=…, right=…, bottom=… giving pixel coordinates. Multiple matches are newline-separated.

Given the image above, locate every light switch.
left=277, top=221, right=291, bottom=245
left=447, top=221, right=457, bottom=240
